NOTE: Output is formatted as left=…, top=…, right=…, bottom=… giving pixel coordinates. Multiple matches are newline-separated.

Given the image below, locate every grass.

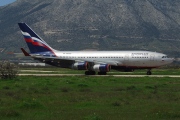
left=0, top=76, right=179, bottom=120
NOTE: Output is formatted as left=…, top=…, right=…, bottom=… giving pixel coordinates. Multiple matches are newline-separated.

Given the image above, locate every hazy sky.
left=0, top=0, right=16, bottom=6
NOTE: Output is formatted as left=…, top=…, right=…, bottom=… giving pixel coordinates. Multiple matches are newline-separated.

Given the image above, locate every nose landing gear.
left=147, top=69, right=152, bottom=75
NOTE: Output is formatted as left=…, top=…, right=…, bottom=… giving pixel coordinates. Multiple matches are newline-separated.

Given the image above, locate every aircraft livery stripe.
left=20, top=27, right=57, bottom=56
left=24, top=38, right=34, bottom=43
left=22, top=31, right=53, bottom=49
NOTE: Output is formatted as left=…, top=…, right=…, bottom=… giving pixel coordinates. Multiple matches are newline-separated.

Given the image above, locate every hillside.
left=0, top=0, right=180, bottom=59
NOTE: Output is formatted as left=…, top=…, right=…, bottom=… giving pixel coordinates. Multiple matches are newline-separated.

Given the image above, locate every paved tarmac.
left=18, top=74, right=180, bottom=78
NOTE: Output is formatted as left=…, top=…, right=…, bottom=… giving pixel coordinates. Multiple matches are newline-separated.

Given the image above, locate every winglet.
left=21, top=48, right=30, bottom=56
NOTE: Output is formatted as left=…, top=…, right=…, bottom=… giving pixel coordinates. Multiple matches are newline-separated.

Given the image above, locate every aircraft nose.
left=162, top=58, right=174, bottom=64
left=169, top=58, right=175, bottom=63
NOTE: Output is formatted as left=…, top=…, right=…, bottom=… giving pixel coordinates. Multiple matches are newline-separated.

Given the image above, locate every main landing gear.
left=98, top=72, right=107, bottom=75
left=85, top=71, right=107, bottom=75
left=147, top=69, right=152, bottom=75
left=85, top=71, right=96, bottom=75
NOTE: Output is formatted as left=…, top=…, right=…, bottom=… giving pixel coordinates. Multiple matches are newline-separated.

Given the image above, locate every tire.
left=98, top=72, right=107, bottom=75
left=85, top=71, right=96, bottom=75
left=147, top=71, right=152, bottom=75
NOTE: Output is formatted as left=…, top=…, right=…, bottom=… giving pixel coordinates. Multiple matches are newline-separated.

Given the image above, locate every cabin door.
left=150, top=54, right=155, bottom=61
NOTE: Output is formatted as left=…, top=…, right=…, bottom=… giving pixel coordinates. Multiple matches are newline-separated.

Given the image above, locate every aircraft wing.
left=19, top=46, right=123, bottom=66
left=33, top=55, right=122, bottom=66
left=91, top=60, right=121, bottom=66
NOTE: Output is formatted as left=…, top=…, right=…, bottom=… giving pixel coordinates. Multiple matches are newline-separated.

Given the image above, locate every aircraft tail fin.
left=18, top=23, right=56, bottom=56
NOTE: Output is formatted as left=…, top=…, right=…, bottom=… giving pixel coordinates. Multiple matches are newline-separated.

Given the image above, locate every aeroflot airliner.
left=18, top=23, right=174, bottom=75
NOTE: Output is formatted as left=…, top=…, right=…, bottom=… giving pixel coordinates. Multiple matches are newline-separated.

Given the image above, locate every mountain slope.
left=0, top=0, right=180, bottom=58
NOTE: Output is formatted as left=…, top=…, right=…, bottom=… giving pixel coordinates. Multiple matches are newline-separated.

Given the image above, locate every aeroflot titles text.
left=132, top=53, right=149, bottom=56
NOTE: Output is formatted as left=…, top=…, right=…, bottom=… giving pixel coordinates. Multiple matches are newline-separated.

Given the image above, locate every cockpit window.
left=162, top=56, right=168, bottom=58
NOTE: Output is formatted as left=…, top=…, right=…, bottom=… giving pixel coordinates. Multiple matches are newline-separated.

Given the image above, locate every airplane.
left=18, top=23, right=174, bottom=75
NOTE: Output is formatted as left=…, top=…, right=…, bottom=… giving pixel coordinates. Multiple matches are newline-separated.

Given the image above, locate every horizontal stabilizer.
left=21, top=48, right=30, bottom=56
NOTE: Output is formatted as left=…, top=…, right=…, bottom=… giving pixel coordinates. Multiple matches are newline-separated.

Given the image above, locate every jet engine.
left=72, top=62, right=89, bottom=70
left=93, top=64, right=111, bottom=72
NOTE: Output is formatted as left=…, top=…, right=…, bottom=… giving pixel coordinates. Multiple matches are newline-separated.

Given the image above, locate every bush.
left=0, top=61, right=19, bottom=79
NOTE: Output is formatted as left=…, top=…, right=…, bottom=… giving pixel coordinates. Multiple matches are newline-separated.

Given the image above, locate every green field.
left=0, top=75, right=179, bottom=120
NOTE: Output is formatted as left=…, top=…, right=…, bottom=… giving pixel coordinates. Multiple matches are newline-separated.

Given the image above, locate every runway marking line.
left=18, top=74, right=180, bottom=78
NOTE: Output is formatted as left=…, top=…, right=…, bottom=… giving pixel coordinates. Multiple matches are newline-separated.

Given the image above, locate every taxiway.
left=18, top=74, right=180, bottom=78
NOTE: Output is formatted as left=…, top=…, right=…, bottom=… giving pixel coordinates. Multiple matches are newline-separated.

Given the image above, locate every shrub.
left=0, top=61, right=19, bottom=79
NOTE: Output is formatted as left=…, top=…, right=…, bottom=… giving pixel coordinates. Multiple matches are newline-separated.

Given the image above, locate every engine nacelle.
left=72, top=62, right=89, bottom=70
left=93, top=64, right=111, bottom=72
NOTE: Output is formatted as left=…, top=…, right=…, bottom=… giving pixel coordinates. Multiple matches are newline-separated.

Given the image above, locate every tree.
left=0, top=61, right=19, bottom=79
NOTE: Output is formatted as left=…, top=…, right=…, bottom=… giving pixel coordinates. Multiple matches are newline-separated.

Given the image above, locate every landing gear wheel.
left=85, top=71, right=96, bottom=75
left=147, top=70, right=152, bottom=75
left=98, top=72, right=107, bottom=75
left=85, top=71, right=89, bottom=75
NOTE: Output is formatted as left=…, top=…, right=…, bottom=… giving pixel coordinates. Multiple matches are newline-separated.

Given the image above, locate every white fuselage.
left=53, top=50, right=173, bottom=68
